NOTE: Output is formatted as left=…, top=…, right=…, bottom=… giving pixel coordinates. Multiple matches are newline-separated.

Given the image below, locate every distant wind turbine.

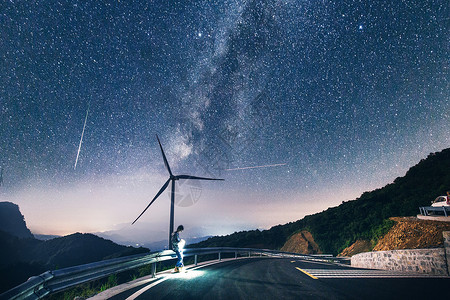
left=132, top=135, right=224, bottom=249
left=0, top=167, right=3, bottom=186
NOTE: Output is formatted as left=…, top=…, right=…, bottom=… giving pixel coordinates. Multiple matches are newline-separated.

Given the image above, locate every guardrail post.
left=151, top=263, right=156, bottom=278
left=219, top=252, right=222, bottom=261
left=248, top=252, right=251, bottom=258
left=195, top=254, right=198, bottom=266
left=235, top=252, right=237, bottom=259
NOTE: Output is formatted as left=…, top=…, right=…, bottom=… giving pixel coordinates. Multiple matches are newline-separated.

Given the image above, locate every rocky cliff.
left=0, top=202, right=33, bottom=239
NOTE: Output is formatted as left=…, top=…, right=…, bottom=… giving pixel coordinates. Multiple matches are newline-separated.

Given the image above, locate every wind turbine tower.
left=132, top=135, right=224, bottom=249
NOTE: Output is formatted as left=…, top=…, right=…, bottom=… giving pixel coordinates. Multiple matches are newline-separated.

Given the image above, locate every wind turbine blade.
left=156, top=135, right=173, bottom=176
left=132, top=178, right=171, bottom=225
left=177, top=175, right=224, bottom=181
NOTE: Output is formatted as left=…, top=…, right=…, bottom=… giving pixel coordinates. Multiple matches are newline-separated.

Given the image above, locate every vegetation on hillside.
left=0, top=202, right=151, bottom=293
left=0, top=230, right=148, bottom=294
left=373, top=217, right=450, bottom=251
left=191, top=148, right=450, bottom=255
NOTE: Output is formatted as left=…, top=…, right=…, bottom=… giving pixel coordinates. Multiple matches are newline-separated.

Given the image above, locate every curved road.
left=96, top=257, right=449, bottom=299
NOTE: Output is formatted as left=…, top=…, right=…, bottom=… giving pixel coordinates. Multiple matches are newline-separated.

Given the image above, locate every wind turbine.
left=132, top=135, right=224, bottom=249
left=0, top=167, right=3, bottom=186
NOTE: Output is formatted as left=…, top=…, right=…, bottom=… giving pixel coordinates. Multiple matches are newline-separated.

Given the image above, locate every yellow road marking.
left=295, top=267, right=318, bottom=279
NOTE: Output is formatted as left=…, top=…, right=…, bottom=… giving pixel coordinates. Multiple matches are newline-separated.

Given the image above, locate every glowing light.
left=172, top=270, right=205, bottom=280
left=179, top=239, right=186, bottom=250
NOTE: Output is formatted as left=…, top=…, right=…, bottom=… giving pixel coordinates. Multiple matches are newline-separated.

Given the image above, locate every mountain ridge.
left=0, top=203, right=149, bottom=294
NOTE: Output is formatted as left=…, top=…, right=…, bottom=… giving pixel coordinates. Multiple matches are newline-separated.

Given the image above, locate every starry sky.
left=0, top=1, right=449, bottom=241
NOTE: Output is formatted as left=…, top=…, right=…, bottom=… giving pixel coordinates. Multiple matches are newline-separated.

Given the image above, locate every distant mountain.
left=33, top=234, right=60, bottom=241
left=30, top=233, right=149, bottom=269
left=0, top=202, right=33, bottom=239
left=95, top=222, right=212, bottom=251
left=95, top=222, right=167, bottom=249
left=0, top=230, right=149, bottom=293
left=141, top=235, right=213, bottom=251
left=0, top=205, right=149, bottom=294
left=191, top=148, right=450, bottom=255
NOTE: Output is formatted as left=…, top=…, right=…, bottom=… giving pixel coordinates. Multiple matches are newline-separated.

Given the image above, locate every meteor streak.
left=225, top=163, right=287, bottom=171
left=74, top=102, right=90, bottom=170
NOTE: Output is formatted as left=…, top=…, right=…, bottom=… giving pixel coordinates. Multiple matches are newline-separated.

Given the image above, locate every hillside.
left=280, top=231, right=321, bottom=254
left=338, top=240, right=372, bottom=257
left=340, top=217, right=450, bottom=256
left=0, top=203, right=149, bottom=294
left=30, top=233, right=148, bottom=269
left=372, top=217, right=450, bottom=251
left=0, top=230, right=149, bottom=294
left=191, top=148, right=450, bottom=255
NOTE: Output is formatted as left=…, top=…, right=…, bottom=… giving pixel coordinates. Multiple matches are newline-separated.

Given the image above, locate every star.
left=0, top=0, right=448, bottom=237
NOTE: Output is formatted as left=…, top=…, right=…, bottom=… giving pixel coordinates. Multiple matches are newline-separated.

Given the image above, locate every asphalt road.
left=102, top=257, right=450, bottom=300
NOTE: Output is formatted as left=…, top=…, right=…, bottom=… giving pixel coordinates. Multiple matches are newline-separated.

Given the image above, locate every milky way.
left=0, top=0, right=448, bottom=236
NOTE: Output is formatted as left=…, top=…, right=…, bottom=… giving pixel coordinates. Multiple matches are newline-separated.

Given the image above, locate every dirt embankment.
left=339, top=240, right=372, bottom=257
left=284, top=217, right=450, bottom=257
left=339, top=217, right=450, bottom=256
left=281, top=230, right=322, bottom=254
left=373, top=217, right=450, bottom=251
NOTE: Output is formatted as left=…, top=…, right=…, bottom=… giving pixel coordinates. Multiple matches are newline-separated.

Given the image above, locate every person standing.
left=171, top=225, right=185, bottom=272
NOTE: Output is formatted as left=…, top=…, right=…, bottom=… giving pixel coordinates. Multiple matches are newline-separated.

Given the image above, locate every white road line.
left=89, top=277, right=159, bottom=300
left=125, top=258, right=244, bottom=300
left=126, top=277, right=170, bottom=300
left=295, top=267, right=318, bottom=279
left=300, top=268, right=449, bottom=279
left=294, top=259, right=336, bottom=266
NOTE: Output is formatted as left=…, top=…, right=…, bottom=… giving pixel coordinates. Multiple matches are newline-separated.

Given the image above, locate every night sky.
left=1, top=1, right=449, bottom=240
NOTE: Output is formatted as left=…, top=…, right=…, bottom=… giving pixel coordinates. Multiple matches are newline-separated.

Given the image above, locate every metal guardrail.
left=1, top=247, right=346, bottom=300
left=420, top=206, right=450, bottom=217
